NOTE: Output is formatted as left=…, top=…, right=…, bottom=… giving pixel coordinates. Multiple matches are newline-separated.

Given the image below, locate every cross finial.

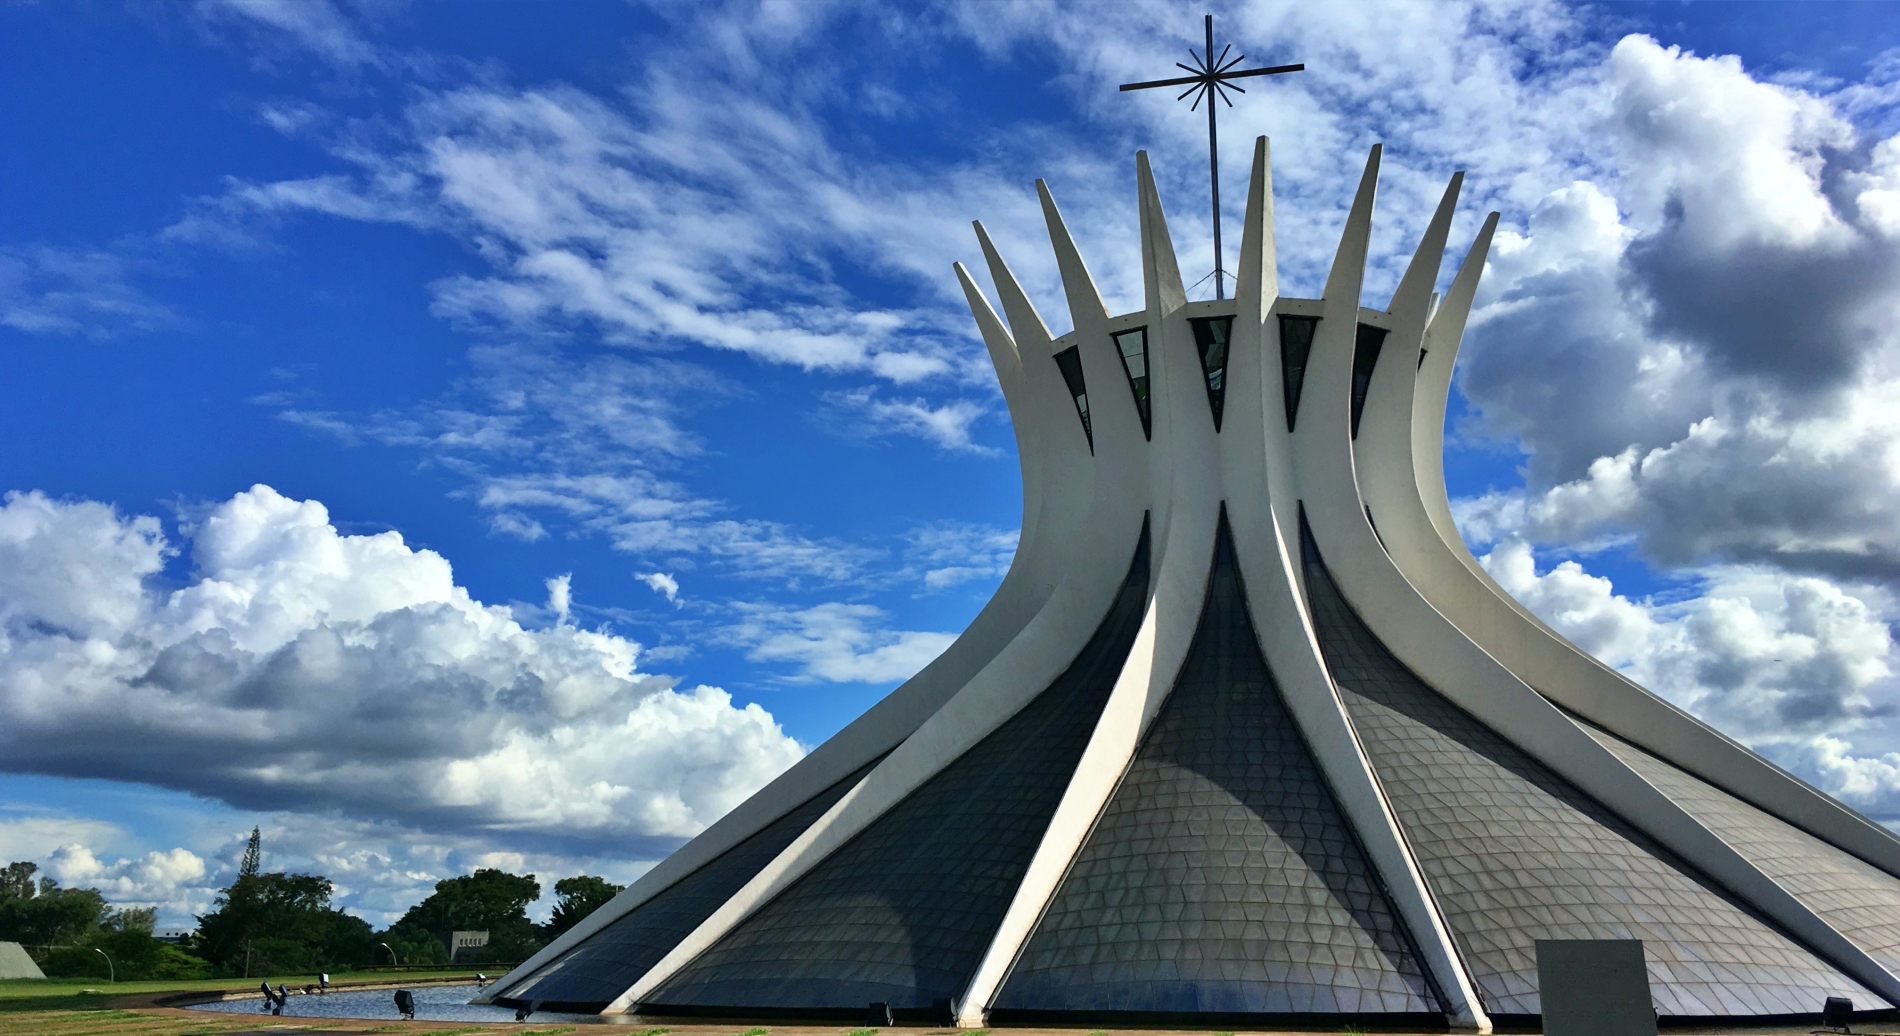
left=1121, top=14, right=1303, bottom=300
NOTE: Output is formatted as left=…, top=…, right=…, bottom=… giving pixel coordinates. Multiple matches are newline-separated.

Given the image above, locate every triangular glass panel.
left=1297, top=514, right=1877, bottom=1018
left=996, top=510, right=1439, bottom=1018
left=1112, top=327, right=1152, bottom=440
left=1052, top=346, right=1092, bottom=453
left=647, top=520, right=1153, bottom=1012
left=493, top=756, right=886, bottom=1013
left=1190, top=316, right=1234, bottom=432
left=1277, top=315, right=1319, bottom=433
left=1350, top=323, right=1388, bottom=439
left=1580, top=719, right=1900, bottom=979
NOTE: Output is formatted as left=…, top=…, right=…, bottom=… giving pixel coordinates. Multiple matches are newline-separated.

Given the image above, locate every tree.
left=196, top=833, right=372, bottom=976
left=41, top=906, right=209, bottom=981
left=1, top=861, right=207, bottom=980
left=386, top=868, right=543, bottom=962
left=0, top=862, right=108, bottom=947
left=545, top=875, right=624, bottom=939
left=0, top=861, right=37, bottom=899
left=240, top=827, right=261, bottom=878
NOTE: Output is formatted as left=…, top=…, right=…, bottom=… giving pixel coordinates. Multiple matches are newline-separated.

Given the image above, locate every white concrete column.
left=1293, top=146, right=1900, bottom=1007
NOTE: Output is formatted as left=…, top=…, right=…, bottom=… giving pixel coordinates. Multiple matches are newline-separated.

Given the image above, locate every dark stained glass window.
left=1297, top=515, right=1877, bottom=1019
left=1052, top=346, right=1092, bottom=452
left=1112, top=327, right=1152, bottom=439
left=1277, top=315, right=1319, bottom=433
left=644, top=520, right=1153, bottom=1014
left=995, top=512, right=1438, bottom=1019
left=1189, top=316, right=1234, bottom=431
left=1350, top=323, right=1388, bottom=439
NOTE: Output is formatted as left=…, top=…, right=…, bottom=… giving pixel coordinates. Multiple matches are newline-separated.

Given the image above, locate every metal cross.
left=1120, top=14, right=1303, bottom=300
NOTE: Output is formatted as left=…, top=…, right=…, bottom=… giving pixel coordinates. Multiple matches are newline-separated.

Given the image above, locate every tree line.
left=0, top=829, right=625, bottom=980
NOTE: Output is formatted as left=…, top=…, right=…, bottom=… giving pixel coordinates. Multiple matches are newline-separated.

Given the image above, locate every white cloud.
left=608, top=518, right=884, bottom=586
left=0, top=246, right=181, bottom=339
left=44, top=844, right=211, bottom=920
left=2, top=806, right=693, bottom=929
left=1481, top=539, right=1900, bottom=816
left=177, top=81, right=981, bottom=382
left=639, top=572, right=682, bottom=606
left=0, top=815, right=124, bottom=865
left=0, top=485, right=805, bottom=848
left=1609, top=39, right=1853, bottom=252
left=825, top=388, right=997, bottom=455
left=905, top=522, right=1018, bottom=591
left=194, top=0, right=379, bottom=69
left=1451, top=34, right=1900, bottom=597
left=724, top=602, right=955, bottom=684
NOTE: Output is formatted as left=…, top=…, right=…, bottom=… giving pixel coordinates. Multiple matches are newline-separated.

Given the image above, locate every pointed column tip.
left=973, top=219, right=1053, bottom=349
left=1320, top=143, right=1383, bottom=307
left=1039, top=178, right=1110, bottom=328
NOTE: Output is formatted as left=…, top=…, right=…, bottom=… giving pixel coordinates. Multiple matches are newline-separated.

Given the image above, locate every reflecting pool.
left=183, top=982, right=599, bottom=1023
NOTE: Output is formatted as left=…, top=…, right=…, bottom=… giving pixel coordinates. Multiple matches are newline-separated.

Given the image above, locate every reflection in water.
left=184, top=982, right=597, bottom=1023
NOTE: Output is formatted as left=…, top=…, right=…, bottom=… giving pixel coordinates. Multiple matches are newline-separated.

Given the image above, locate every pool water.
left=183, top=982, right=599, bottom=1023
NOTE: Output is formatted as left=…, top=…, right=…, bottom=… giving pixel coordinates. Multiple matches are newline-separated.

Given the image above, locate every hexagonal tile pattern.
left=1584, top=720, right=1900, bottom=979
left=997, top=518, right=1438, bottom=1014
left=497, top=756, right=885, bottom=1010
left=1299, top=521, right=1878, bottom=1017
left=645, top=525, right=1152, bottom=1011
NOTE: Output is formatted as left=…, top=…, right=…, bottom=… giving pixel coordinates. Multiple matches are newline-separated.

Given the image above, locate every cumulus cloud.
left=2, top=807, right=689, bottom=929
left=1482, top=539, right=1900, bottom=812
left=546, top=574, right=572, bottom=624
left=723, top=603, right=955, bottom=684
left=1444, top=32, right=1900, bottom=803
left=0, top=486, right=805, bottom=854
left=0, top=813, right=218, bottom=927
left=1457, top=37, right=1900, bottom=585
left=44, top=844, right=212, bottom=920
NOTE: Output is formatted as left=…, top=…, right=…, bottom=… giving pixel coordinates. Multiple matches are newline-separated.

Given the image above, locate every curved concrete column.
left=605, top=198, right=1161, bottom=1012
left=1218, top=140, right=1490, bottom=1031
left=1378, top=219, right=1900, bottom=879
left=486, top=235, right=1092, bottom=1001
left=499, top=136, right=1900, bottom=1027
left=957, top=153, right=1220, bottom=1025
left=1296, top=147, right=1900, bottom=1005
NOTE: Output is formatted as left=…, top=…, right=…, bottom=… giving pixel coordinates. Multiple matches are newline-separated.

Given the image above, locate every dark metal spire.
left=1120, top=14, right=1302, bottom=300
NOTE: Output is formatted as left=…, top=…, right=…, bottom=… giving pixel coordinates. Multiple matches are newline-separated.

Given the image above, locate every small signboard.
left=1537, top=939, right=1656, bottom=1036
left=449, top=930, right=489, bottom=962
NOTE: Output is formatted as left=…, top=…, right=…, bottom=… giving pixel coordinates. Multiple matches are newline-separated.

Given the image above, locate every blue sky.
left=5, top=0, right=1900, bottom=928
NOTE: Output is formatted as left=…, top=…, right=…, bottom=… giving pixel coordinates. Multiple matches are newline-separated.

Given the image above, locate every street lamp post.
left=93, top=948, right=113, bottom=983
left=381, top=942, right=397, bottom=967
